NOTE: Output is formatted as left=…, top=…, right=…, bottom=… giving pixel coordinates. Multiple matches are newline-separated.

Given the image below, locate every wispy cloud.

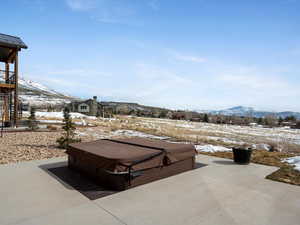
left=148, top=0, right=159, bottom=11
left=65, top=0, right=96, bottom=11
left=170, top=51, right=207, bottom=63
left=215, top=70, right=300, bottom=110
left=219, top=74, right=288, bottom=90
left=65, top=0, right=156, bottom=25
left=46, top=68, right=111, bottom=78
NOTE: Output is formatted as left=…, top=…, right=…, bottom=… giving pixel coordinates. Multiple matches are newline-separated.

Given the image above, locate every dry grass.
left=200, top=150, right=294, bottom=167
left=266, top=165, right=300, bottom=186
left=95, top=116, right=300, bottom=153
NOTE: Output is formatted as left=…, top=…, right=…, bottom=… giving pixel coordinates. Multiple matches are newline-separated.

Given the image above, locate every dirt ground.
left=0, top=126, right=121, bottom=165
left=0, top=131, right=66, bottom=164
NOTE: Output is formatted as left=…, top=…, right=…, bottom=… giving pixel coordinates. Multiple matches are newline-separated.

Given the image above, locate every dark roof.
left=0, top=33, right=28, bottom=49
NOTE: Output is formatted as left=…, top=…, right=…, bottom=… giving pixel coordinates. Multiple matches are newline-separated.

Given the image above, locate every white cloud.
left=65, top=0, right=151, bottom=25
left=172, top=52, right=207, bottom=63
left=47, top=68, right=111, bottom=77
left=214, top=71, right=300, bottom=111
left=219, top=74, right=288, bottom=90
left=66, top=0, right=96, bottom=11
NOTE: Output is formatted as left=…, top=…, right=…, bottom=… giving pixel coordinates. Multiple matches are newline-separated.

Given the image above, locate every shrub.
left=203, top=114, right=209, bottom=123
left=47, top=125, right=58, bottom=131
left=56, top=108, right=81, bottom=149
left=28, top=107, right=38, bottom=131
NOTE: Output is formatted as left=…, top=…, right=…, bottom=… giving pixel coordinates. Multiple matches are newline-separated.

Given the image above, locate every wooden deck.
left=0, top=83, right=15, bottom=89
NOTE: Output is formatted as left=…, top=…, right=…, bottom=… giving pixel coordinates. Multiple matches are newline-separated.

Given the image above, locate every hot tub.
left=67, top=137, right=196, bottom=191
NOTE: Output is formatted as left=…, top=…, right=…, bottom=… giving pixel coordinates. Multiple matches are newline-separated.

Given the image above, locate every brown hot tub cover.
left=67, top=137, right=196, bottom=190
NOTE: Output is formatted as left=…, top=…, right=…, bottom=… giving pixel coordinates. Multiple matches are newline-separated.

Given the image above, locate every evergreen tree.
left=278, top=117, right=284, bottom=125
left=56, top=107, right=81, bottom=149
left=203, top=114, right=209, bottom=123
left=159, top=111, right=167, bottom=118
left=28, top=107, right=38, bottom=131
left=286, top=116, right=296, bottom=122
left=257, top=117, right=263, bottom=125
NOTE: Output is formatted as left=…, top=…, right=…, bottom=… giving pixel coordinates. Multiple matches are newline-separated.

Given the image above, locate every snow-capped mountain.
left=19, top=78, right=62, bottom=96
left=198, top=106, right=300, bottom=119
left=17, top=77, right=76, bottom=107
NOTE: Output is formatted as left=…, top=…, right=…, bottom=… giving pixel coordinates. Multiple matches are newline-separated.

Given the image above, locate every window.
left=78, top=103, right=89, bottom=112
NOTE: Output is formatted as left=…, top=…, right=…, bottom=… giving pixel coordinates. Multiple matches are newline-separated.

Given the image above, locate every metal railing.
left=0, top=70, right=15, bottom=84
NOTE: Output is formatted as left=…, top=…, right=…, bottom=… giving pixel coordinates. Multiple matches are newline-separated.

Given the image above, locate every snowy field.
left=25, top=112, right=300, bottom=149
left=23, top=112, right=300, bottom=148
left=114, top=116, right=300, bottom=147
left=21, top=113, right=300, bottom=170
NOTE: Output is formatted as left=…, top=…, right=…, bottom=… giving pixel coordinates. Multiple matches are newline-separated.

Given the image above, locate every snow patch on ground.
left=23, top=111, right=97, bottom=120
left=74, top=129, right=169, bottom=140
left=252, top=143, right=271, bottom=151
left=112, top=130, right=169, bottom=140
left=283, top=156, right=300, bottom=172
left=37, top=120, right=62, bottom=124
left=195, top=145, right=232, bottom=153
left=131, top=116, right=300, bottom=146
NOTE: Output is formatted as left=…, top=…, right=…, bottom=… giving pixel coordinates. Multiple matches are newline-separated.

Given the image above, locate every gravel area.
left=0, top=131, right=66, bottom=165
left=0, top=126, right=121, bottom=165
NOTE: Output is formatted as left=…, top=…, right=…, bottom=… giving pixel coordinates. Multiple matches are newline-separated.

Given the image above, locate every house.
left=68, top=96, right=101, bottom=116
left=0, top=33, right=27, bottom=127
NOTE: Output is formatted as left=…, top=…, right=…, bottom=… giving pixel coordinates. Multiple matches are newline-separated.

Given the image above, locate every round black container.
left=232, top=147, right=252, bottom=164
left=3, top=121, right=11, bottom=128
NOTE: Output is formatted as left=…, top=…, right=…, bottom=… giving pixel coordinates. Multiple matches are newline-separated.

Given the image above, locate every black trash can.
left=232, top=147, right=252, bottom=164
left=4, top=121, right=11, bottom=128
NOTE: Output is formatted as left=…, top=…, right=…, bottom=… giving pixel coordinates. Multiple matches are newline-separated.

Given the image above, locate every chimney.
left=91, top=96, right=98, bottom=116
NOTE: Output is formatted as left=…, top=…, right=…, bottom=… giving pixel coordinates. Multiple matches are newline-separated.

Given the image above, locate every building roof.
left=0, top=33, right=28, bottom=49
left=0, top=33, right=27, bottom=63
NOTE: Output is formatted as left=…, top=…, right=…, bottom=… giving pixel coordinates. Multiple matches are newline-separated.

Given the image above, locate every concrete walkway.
left=0, top=155, right=299, bottom=225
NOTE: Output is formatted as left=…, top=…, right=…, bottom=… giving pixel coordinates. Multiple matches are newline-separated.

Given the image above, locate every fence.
left=0, top=70, right=15, bottom=84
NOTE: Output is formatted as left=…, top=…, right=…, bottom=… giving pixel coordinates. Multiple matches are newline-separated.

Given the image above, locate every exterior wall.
left=68, top=97, right=101, bottom=116
left=78, top=103, right=90, bottom=113
left=90, top=96, right=98, bottom=116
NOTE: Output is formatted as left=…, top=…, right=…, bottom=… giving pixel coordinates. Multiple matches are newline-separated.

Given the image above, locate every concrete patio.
left=0, top=155, right=299, bottom=225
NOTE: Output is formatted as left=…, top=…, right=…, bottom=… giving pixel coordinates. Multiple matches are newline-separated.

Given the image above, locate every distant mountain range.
left=17, top=77, right=76, bottom=106
left=198, top=106, right=300, bottom=119
left=4, top=77, right=299, bottom=119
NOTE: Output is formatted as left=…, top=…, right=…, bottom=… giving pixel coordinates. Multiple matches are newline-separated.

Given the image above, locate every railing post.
left=14, top=51, right=19, bottom=128
left=3, top=63, right=10, bottom=125
left=5, top=63, right=9, bottom=83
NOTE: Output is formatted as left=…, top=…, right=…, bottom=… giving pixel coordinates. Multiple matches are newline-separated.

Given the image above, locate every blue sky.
left=1, top=0, right=300, bottom=111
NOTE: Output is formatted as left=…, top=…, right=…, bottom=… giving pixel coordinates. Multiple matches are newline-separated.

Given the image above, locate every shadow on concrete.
left=195, top=162, right=208, bottom=168
left=39, top=160, right=208, bottom=200
left=213, top=160, right=235, bottom=165
left=39, top=162, right=118, bottom=200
